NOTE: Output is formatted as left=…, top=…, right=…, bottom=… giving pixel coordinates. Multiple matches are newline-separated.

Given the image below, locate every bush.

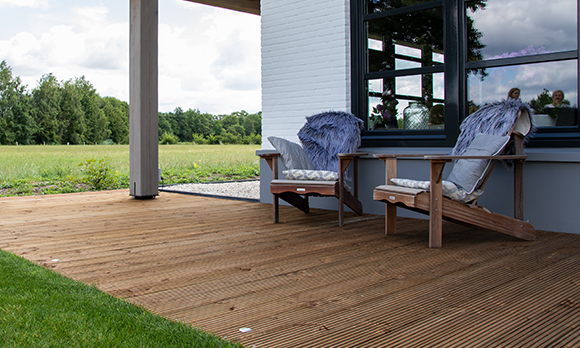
left=221, top=133, right=241, bottom=144
left=79, top=158, right=118, bottom=190
left=191, top=133, right=207, bottom=145
left=159, top=132, right=179, bottom=145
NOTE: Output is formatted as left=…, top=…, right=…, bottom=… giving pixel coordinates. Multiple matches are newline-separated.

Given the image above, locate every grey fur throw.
left=298, top=111, right=363, bottom=173
left=450, top=98, right=534, bottom=156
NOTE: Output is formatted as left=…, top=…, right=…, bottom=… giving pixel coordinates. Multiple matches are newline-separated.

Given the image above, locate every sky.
left=0, top=0, right=262, bottom=115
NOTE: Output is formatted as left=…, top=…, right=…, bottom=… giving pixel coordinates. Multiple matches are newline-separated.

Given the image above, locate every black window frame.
left=351, top=0, right=580, bottom=148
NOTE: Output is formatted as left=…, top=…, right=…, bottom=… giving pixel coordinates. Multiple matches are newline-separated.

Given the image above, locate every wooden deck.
left=1, top=190, right=580, bottom=347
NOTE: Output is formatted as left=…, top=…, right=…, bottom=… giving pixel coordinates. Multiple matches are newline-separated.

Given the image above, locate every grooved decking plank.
left=229, top=233, right=574, bottom=348
left=2, top=190, right=580, bottom=348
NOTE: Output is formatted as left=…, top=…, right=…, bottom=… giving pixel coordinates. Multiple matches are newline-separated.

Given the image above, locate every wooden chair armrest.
left=424, top=154, right=527, bottom=161
left=338, top=152, right=368, bottom=159
left=337, top=153, right=366, bottom=197
left=257, top=152, right=280, bottom=159
left=373, top=154, right=434, bottom=159
left=257, top=152, right=280, bottom=176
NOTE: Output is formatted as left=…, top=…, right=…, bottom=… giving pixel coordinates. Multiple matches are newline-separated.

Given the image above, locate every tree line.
left=0, top=60, right=261, bottom=146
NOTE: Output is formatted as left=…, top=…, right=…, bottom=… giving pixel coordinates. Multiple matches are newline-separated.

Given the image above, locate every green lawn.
left=0, top=250, right=244, bottom=348
left=0, top=144, right=261, bottom=196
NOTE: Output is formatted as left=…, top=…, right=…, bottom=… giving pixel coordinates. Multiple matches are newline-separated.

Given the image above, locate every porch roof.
left=2, top=190, right=580, bottom=347
left=185, top=0, right=260, bottom=15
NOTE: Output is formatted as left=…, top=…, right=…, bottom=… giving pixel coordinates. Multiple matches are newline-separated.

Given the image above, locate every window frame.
left=351, top=0, right=580, bottom=148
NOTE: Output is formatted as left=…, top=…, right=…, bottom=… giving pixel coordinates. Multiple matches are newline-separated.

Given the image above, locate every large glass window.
left=364, top=4, right=446, bottom=135
left=468, top=61, right=578, bottom=128
left=367, top=0, right=439, bottom=13
left=465, top=0, right=579, bottom=131
left=352, top=0, right=580, bottom=147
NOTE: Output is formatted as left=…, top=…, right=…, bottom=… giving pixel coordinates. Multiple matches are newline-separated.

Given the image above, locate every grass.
left=0, top=250, right=244, bottom=348
left=0, top=144, right=261, bottom=197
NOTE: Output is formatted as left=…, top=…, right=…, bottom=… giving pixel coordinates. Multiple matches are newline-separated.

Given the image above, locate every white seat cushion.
left=390, top=178, right=484, bottom=203
left=283, top=169, right=338, bottom=181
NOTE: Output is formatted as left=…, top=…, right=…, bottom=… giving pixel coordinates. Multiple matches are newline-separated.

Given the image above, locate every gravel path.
left=160, top=180, right=260, bottom=200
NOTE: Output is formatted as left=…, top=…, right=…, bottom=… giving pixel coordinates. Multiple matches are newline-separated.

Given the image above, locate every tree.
left=60, top=79, right=85, bottom=144
left=102, top=97, right=129, bottom=144
left=76, top=77, right=110, bottom=143
left=31, top=74, right=62, bottom=144
left=0, top=61, right=34, bottom=145
left=192, top=112, right=214, bottom=138
left=158, top=112, right=173, bottom=140
left=221, top=114, right=240, bottom=129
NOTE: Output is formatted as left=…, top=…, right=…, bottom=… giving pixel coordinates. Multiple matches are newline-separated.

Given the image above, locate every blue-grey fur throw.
left=298, top=111, right=363, bottom=173
left=450, top=98, right=534, bottom=156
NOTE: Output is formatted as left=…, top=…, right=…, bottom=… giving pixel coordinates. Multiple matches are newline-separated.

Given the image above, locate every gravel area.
left=161, top=180, right=260, bottom=200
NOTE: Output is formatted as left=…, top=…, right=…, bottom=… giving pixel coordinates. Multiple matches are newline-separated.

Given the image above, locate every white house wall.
left=258, top=0, right=580, bottom=235
left=261, top=0, right=351, bottom=145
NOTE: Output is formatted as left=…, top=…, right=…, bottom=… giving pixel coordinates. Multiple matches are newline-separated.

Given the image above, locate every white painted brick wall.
left=261, top=0, right=351, bottom=147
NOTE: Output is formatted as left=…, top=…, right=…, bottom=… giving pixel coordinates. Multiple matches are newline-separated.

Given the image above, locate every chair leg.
left=429, top=161, right=445, bottom=248
left=386, top=203, right=397, bottom=234
left=339, top=186, right=344, bottom=227
left=273, top=194, right=279, bottom=223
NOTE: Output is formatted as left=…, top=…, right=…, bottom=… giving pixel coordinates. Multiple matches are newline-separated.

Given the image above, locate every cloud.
left=0, top=1, right=261, bottom=115
left=0, top=0, right=48, bottom=8
left=0, top=6, right=128, bottom=97
left=470, top=0, right=577, bottom=59
left=157, top=2, right=261, bottom=113
left=72, top=6, right=110, bottom=30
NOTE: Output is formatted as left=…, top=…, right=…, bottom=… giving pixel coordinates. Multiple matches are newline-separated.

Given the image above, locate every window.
left=352, top=0, right=580, bottom=147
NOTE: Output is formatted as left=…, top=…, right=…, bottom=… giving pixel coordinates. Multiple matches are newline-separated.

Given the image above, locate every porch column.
left=129, top=0, right=159, bottom=198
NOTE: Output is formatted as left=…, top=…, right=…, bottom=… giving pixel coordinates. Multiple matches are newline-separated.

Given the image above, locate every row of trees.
left=0, top=60, right=262, bottom=146
left=0, top=60, right=129, bottom=145
left=159, top=109, right=262, bottom=145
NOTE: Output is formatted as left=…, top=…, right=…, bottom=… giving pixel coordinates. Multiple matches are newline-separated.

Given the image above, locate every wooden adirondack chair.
left=259, top=150, right=365, bottom=226
left=258, top=111, right=366, bottom=227
left=373, top=108, right=536, bottom=247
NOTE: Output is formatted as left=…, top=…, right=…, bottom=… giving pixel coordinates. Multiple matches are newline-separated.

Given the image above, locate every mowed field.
left=0, top=144, right=261, bottom=196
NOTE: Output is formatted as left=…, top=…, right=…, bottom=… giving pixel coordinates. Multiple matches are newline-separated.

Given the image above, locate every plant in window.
left=371, top=89, right=398, bottom=129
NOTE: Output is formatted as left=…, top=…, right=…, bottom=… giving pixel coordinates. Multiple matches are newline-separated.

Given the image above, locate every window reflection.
left=367, top=8, right=444, bottom=72
left=368, top=73, right=445, bottom=130
left=467, top=60, right=578, bottom=127
left=367, top=0, right=437, bottom=13
left=467, top=0, right=577, bottom=61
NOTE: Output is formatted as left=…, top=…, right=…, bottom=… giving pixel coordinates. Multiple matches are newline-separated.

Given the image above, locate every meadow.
left=0, top=144, right=261, bottom=196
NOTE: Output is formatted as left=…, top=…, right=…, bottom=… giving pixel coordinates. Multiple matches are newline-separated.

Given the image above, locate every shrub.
left=191, top=133, right=207, bottom=145
left=159, top=132, right=179, bottom=145
left=79, top=158, right=118, bottom=190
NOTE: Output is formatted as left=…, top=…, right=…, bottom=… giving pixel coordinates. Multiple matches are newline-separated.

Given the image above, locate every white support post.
left=129, top=0, right=159, bottom=199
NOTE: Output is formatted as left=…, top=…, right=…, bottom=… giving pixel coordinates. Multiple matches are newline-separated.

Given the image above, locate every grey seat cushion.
left=268, top=136, right=314, bottom=170
left=446, top=133, right=510, bottom=194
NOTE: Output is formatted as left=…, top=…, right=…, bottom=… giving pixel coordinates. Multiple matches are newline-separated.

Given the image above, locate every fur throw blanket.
left=298, top=111, right=363, bottom=173
left=450, top=98, right=534, bottom=156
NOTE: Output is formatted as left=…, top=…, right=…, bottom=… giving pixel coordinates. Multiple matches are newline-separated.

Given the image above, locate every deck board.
left=1, top=190, right=580, bottom=348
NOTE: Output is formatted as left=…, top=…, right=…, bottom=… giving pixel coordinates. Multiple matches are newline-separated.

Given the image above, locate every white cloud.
left=72, top=6, right=110, bottom=30
left=0, top=6, right=129, bottom=99
left=470, top=0, right=577, bottom=58
left=157, top=3, right=261, bottom=113
left=0, top=0, right=48, bottom=8
left=0, top=1, right=261, bottom=115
